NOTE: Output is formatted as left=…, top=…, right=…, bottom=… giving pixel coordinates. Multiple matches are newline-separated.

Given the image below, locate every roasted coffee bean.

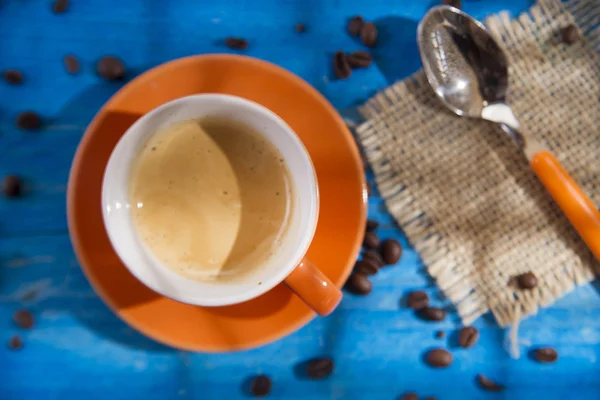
left=533, top=347, right=558, bottom=363
left=516, top=272, right=537, bottom=289
left=363, top=232, right=380, bottom=249
left=97, top=56, right=126, bottom=81
left=441, top=0, right=461, bottom=8
left=561, top=24, right=579, bottom=45
left=249, top=375, right=271, bottom=397
left=345, top=273, right=372, bottom=295
left=3, top=70, right=23, bottom=85
left=355, top=258, right=379, bottom=276
left=333, top=51, right=351, bottom=79
left=419, top=307, right=446, bottom=321
left=363, top=249, right=385, bottom=267
left=407, top=290, right=429, bottom=310
left=366, top=219, right=379, bottom=231
left=360, top=22, right=378, bottom=47
left=426, top=348, right=452, bottom=368
left=295, top=23, right=306, bottom=33
left=13, top=309, right=34, bottom=330
left=367, top=181, right=372, bottom=196
left=458, top=326, right=479, bottom=348
left=306, top=357, right=334, bottom=379
left=381, top=239, right=402, bottom=265
left=3, top=175, right=22, bottom=198
left=347, top=16, right=364, bottom=36
left=225, top=37, right=248, bottom=50
left=52, top=0, right=69, bottom=14
left=64, top=55, right=80, bottom=74
left=347, top=51, right=372, bottom=68
left=435, top=330, right=446, bottom=339
left=477, top=374, right=504, bottom=392
left=16, top=111, right=41, bottom=131
left=401, top=393, right=418, bottom=400
left=8, top=335, right=23, bottom=350
left=424, top=397, right=436, bottom=400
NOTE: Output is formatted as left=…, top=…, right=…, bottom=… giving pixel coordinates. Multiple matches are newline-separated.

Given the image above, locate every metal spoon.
left=417, top=5, right=600, bottom=261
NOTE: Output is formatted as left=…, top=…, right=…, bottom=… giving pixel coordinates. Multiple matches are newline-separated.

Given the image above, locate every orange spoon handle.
left=530, top=150, right=600, bottom=261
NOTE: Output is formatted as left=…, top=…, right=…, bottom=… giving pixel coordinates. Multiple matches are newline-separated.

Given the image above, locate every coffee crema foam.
left=129, top=118, right=294, bottom=283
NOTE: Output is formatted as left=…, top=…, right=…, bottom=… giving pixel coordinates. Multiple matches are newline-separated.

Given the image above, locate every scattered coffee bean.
left=347, top=16, right=364, bottom=36
left=333, top=51, right=351, bottom=80
left=3, top=175, right=22, bottom=198
left=13, top=309, right=34, bottom=330
left=64, top=55, right=80, bottom=74
left=458, top=326, right=479, bottom=348
left=363, top=231, right=380, bottom=249
left=533, top=347, right=558, bottom=363
left=367, top=181, right=372, bottom=196
left=8, top=335, right=23, bottom=350
left=401, top=393, right=418, bottom=400
left=360, top=22, right=378, bottom=47
left=16, top=111, right=41, bottom=131
left=363, top=249, right=385, bottom=267
left=516, top=272, right=537, bottom=289
left=249, top=375, right=271, bottom=397
left=435, top=330, right=446, bottom=339
left=477, top=374, right=504, bottom=392
left=441, top=0, right=462, bottom=8
left=225, top=37, right=248, bottom=50
left=366, top=220, right=379, bottom=231
left=355, top=258, right=379, bottom=276
left=345, top=273, right=372, bottom=295
left=407, top=291, right=429, bottom=310
left=426, top=348, right=453, bottom=368
left=3, top=70, right=23, bottom=85
left=381, top=239, right=402, bottom=265
left=295, top=23, right=306, bottom=33
left=52, top=0, right=69, bottom=13
left=347, top=51, right=372, bottom=68
left=97, top=56, right=126, bottom=81
left=419, top=307, right=446, bottom=321
left=424, top=397, right=436, bottom=400
left=561, top=24, right=579, bottom=45
left=306, top=357, right=334, bottom=379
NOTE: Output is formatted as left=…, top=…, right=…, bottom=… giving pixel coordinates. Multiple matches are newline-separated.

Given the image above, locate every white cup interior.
left=101, top=94, right=319, bottom=306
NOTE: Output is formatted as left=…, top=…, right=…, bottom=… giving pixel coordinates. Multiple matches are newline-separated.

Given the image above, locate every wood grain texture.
left=2, top=0, right=600, bottom=399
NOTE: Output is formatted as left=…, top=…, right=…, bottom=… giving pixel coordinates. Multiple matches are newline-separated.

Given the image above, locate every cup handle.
left=283, top=258, right=342, bottom=316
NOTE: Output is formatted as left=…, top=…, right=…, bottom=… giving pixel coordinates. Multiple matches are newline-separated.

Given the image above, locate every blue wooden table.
left=2, top=1, right=600, bottom=399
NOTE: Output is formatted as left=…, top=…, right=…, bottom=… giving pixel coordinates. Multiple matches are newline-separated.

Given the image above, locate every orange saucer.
left=67, top=55, right=366, bottom=352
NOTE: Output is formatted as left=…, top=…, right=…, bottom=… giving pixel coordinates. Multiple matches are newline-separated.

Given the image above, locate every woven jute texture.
left=357, top=0, right=600, bottom=326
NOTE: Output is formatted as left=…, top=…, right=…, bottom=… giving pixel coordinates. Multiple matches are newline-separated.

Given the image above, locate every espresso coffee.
left=129, top=117, right=294, bottom=283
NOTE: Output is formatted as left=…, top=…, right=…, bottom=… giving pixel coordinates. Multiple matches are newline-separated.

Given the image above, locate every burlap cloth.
left=357, top=0, right=600, bottom=327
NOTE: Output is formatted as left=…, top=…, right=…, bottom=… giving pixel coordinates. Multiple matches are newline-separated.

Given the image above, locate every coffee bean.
left=97, top=56, right=126, bottom=81
left=533, top=347, right=558, bottom=363
left=8, top=335, right=23, bottom=350
left=360, top=22, right=378, bottom=47
left=407, top=291, right=429, bottom=310
left=52, top=0, right=69, bottom=13
left=401, top=393, right=418, bottom=400
left=441, top=0, right=461, bottom=8
left=362, top=249, right=385, bottom=267
left=64, top=55, right=80, bottom=74
left=516, top=272, right=537, bottom=289
left=367, top=181, right=372, bottom=196
left=345, top=273, right=372, bottom=295
left=249, top=375, right=271, bottom=397
left=347, top=51, right=372, bottom=68
left=333, top=51, right=351, bottom=80
left=295, top=23, right=306, bottom=33
left=355, top=258, right=379, bottom=276
left=3, top=175, right=22, bottom=198
left=458, top=326, right=479, bottom=348
left=3, top=70, right=23, bottom=85
left=381, top=239, right=402, bottom=265
left=366, top=219, right=379, bottom=231
left=424, top=397, right=436, bottom=400
left=363, top=231, right=380, bottom=249
left=13, top=309, right=34, bottom=330
left=225, top=37, right=248, bottom=50
left=435, top=330, right=446, bottom=339
left=477, top=374, right=504, bottom=392
left=306, top=357, right=334, bottom=379
left=419, top=307, right=446, bottom=321
left=426, top=348, right=452, bottom=368
left=16, top=111, right=41, bottom=131
left=561, top=24, right=579, bottom=45
left=347, top=16, right=364, bottom=36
